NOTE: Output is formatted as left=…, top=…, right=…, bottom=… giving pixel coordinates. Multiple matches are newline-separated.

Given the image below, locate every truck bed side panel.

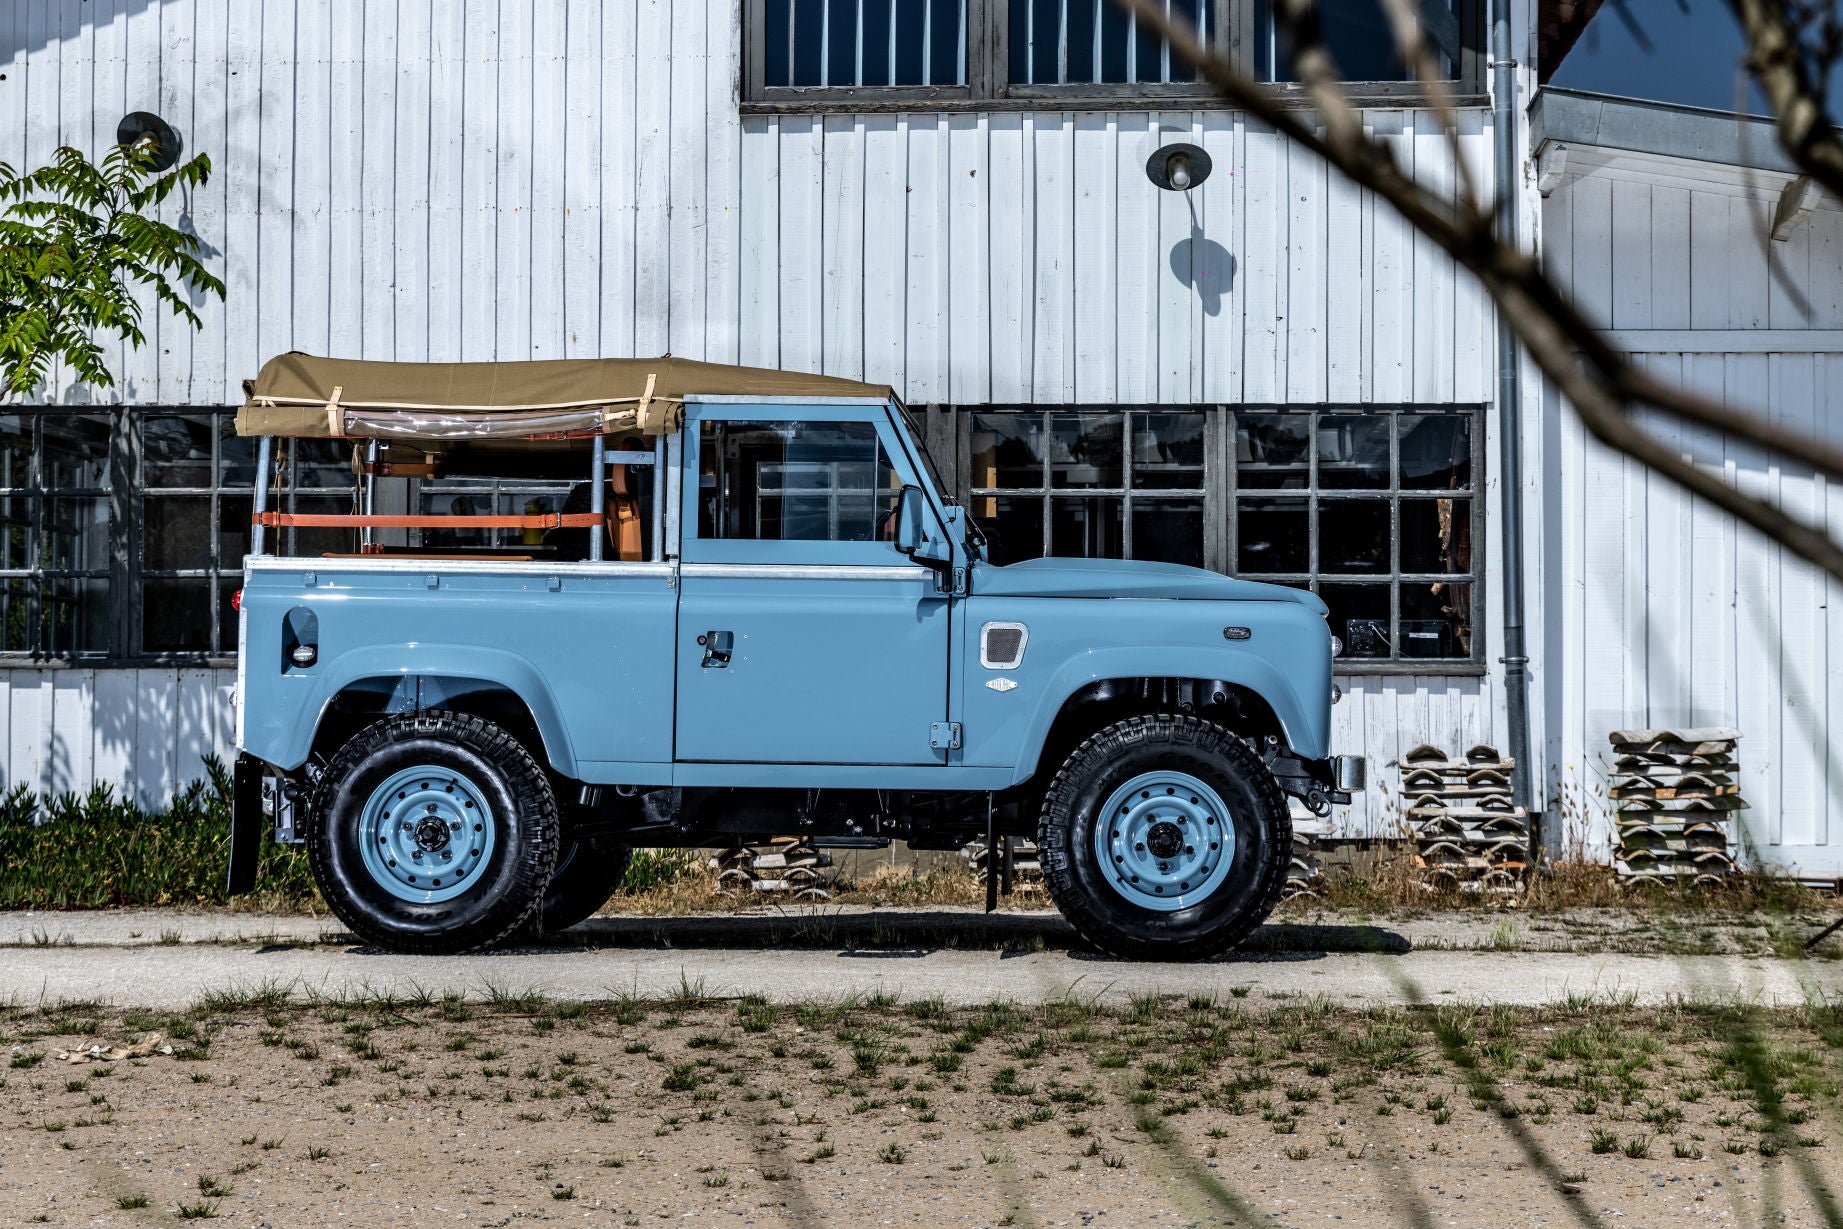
left=238, top=562, right=677, bottom=774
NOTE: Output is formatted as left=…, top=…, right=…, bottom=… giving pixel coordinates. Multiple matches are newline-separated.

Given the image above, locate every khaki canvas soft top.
left=236, top=352, right=892, bottom=441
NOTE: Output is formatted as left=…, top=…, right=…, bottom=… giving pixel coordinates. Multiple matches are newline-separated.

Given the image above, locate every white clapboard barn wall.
left=1, top=0, right=1521, bottom=825
left=1539, top=97, right=1843, bottom=881
left=0, top=667, right=238, bottom=807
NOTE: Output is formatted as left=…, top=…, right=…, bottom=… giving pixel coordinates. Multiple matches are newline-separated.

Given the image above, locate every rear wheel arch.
left=310, top=677, right=571, bottom=779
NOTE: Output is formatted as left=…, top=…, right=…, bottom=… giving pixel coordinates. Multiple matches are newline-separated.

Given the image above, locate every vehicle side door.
left=673, top=403, right=953, bottom=766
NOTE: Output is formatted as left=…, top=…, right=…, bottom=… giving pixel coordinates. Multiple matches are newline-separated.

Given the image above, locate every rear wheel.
left=528, top=835, right=632, bottom=936
left=308, top=712, right=560, bottom=953
left=1038, top=714, right=1289, bottom=961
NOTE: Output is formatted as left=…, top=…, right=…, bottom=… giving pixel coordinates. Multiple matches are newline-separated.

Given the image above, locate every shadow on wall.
left=1169, top=223, right=1236, bottom=317
left=2, top=3, right=164, bottom=63
left=83, top=667, right=237, bottom=808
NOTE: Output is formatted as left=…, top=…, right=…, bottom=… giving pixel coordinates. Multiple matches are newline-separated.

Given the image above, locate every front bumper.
left=1268, top=748, right=1367, bottom=815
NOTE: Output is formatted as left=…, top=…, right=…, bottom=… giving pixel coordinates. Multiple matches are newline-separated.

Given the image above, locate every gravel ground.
left=1, top=989, right=1837, bottom=1228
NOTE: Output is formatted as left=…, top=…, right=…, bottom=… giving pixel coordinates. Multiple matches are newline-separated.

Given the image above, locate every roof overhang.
left=1531, top=87, right=1803, bottom=177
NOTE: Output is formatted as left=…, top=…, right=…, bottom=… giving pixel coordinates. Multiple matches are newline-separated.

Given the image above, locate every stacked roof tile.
left=1400, top=743, right=1529, bottom=893
left=1607, top=728, right=1744, bottom=885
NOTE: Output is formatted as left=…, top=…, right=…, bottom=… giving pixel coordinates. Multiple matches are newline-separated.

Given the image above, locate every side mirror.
left=894, top=486, right=950, bottom=566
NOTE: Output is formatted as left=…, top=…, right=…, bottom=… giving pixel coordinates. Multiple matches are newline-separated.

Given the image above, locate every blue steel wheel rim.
left=1093, top=770, right=1236, bottom=913
left=357, top=765, right=497, bottom=904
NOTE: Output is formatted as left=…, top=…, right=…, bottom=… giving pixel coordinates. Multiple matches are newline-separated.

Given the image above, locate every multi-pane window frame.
left=741, top=0, right=1485, bottom=111
left=1228, top=404, right=1484, bottom=674
left=963, top=406, right=1219, bottom=569
left=136, top=411, right=255, bottom=658
left=0, top=410, right=117, bottom=662
left=0, top=408, right=364, bottom=668
left=136, top=412, right=360, bottom=659
left=944, top=402, right=1485, bottom=676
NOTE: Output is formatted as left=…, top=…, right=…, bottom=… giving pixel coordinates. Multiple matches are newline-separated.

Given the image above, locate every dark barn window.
left=957, top=404, right=1483, bottom=672
left=745, top=0, right=1481, bottom=105
left=0, top=413, right=113, bottom=656
left=0, top=409, right=357, bottom=664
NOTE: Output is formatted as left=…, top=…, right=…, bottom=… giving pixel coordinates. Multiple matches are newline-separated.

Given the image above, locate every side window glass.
left=699, top=419, right=901, bottom=543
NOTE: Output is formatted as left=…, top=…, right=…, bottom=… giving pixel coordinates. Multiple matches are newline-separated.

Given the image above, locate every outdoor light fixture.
left=116, top=111, right=182, bottom=172
left=1147, top=142, right=1211, bottom=192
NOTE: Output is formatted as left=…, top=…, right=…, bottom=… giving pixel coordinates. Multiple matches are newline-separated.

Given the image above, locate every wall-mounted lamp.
left=1146, top=142, right=1211, bottom=192
left=116, top=111, right=182, bottom=172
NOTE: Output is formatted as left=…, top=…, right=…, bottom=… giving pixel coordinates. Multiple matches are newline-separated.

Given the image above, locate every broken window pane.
left=1399, top=498, right=1469, bottom=573
left=1402, top=581, right=1471, bottom=658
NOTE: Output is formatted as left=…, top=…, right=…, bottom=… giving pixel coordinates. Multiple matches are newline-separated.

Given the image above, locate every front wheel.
left=1038, top=715, right=1290, bottom=961
left=308, top=712, right=561, bottom=953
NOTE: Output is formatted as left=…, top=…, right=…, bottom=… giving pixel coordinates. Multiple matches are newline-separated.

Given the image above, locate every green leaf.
left=0, top=143, right=223, bottom=395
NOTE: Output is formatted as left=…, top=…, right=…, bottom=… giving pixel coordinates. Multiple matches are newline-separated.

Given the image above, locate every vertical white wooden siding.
left=0, top=668, right=238, bottom=807
left=1543, top=153, right=1843, bottom=879
left=738, top=109, right=1495, bottom=405
left=4, top=0, right=1502, bottom=827
left=5, top=2, right=1496, bottom=412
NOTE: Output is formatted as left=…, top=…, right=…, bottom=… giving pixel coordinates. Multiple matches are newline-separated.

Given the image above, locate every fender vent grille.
left=981, top=622, right=1028, bottom=669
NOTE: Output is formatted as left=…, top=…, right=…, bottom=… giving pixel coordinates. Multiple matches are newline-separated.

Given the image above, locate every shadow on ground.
left=341, top=911, right=1411, bottom=963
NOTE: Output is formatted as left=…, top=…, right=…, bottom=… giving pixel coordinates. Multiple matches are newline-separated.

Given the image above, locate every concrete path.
left=1, top=907, right=1837, bottom=1010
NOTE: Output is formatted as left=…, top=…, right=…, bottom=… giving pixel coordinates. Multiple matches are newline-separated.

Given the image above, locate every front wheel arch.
left=1027, top=677, right=1286, bottom=793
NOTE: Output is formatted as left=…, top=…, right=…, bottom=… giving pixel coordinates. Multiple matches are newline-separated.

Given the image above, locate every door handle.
left=697, top=630, right=733, bottom=668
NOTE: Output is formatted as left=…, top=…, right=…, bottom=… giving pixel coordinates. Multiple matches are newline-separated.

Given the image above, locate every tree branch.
left=1727, top=0, right=1843, bottom=199
left=1125, top=0, right=1843, bottom=582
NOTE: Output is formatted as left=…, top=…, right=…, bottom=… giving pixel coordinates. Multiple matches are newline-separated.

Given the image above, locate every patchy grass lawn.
left=1, top=987, right=1839, bottom=1226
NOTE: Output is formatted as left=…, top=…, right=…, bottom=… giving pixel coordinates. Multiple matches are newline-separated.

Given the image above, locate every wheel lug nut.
left=450, top=821, right=462, bottom=831
left=1185, top=845, right=1194, bottom=855
left=412, top=850, right=422, bottom=860
left=1135, top=843, right=1145, bottom=853
left=426, top=803, right=438, bottom=814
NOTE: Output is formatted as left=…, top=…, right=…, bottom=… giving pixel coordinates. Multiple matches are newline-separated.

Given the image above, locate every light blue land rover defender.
left=228, top=353, right=1362, bottom=960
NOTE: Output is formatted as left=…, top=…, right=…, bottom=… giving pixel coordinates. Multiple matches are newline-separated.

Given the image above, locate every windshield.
left=890, top=401, right=950, bottom=495
left=890, top=401, right=980, bottom=561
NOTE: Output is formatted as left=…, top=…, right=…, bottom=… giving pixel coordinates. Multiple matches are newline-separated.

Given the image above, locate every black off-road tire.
left=1038, top=714, right=1291, bottom=961
left=527, top=836, right=633, bottom=937
left=308, top=712, right=560, bottom=954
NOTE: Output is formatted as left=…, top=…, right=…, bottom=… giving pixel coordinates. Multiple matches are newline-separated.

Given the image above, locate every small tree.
left=0, top=141, right=225, bottom=396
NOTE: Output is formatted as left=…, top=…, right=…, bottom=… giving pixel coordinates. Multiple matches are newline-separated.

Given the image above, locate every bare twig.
left=1728, top=0, right=1843, bottom=198
left=1375, top=0, right=1485, bottom=213
left=1125, top=0, right=1843, bottom=581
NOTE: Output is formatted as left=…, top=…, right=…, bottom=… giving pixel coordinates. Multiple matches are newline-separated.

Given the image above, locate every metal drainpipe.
left=1491, top=0, right=1536, bottom=843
